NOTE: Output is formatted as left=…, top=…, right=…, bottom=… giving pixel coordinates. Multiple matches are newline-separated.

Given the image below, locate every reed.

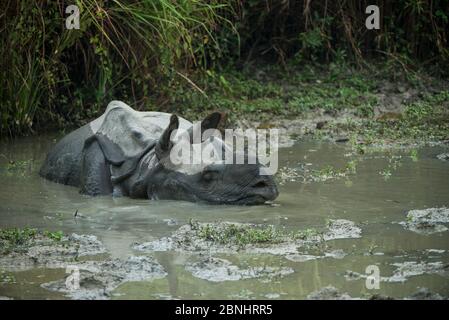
left=0, top=0, right=234, bottom=136
left=1, top=0, right=447, bottom=137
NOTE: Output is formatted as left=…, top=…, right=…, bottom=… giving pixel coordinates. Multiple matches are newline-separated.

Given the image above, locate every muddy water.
left=0, top=134, right=448, bottom=299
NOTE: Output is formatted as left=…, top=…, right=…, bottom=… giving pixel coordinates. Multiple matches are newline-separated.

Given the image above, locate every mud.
left=133, top=220, right=361, bottom=259
left=386, top=261, right=449, bottom=282
left=2, top=133, right=448, bottom=299
left=264, top=293, right=281, bottom=299
left=41, top=255, right=167, bottom=300
left=308, top=286, right=446, bottom=300
left=0, top=232, right=167, bottom=300
left=373, top=82, right=420, bottom=115
left=237, top=110, right=361, bottom=146
left=398, top=207, right=449, bottom=235
left=185, top=256, right=293, bottom=282
left=437, top=153, right=449, bottom=161
left=324, top=220, right=362, bottom=240
left=345, top=260, right=449, bottom=283
left=406, top=288, right=445, bottom=300
left=285, top=249, right=346, bottom=262
left=307, top=286, right=354, bottom=300
left=276, top=166, right=305, bottom=185
left=0, top=233, right=107, bottom=271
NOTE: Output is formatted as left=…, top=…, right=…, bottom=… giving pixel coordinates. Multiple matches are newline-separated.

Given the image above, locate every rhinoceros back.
left=39, top=123, right=94, bottom=186
left=39, top=100, right=192, bottom=189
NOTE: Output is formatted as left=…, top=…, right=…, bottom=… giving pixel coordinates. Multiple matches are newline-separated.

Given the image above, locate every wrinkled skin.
left=40, top=101, right=278, bottom=205
left=147, top=163, right=278, bottom=205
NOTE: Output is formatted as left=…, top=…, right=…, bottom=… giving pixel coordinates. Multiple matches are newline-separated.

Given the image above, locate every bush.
left=0, top=0, right=234, bottom=136
left=1, top=1, right=448, bottom=137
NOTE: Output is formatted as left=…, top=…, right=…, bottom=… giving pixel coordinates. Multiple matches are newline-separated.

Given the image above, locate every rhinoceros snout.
left=247, top=176, right=279, bottom=202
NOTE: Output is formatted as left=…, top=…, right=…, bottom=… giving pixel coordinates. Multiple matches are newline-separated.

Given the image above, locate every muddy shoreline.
left=2, top=209, right=448, bottom=299
left=1, top=87, right=448, bottom=299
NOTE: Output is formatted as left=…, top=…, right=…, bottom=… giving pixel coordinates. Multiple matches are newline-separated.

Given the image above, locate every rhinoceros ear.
left=201, top=112, right=225, bottom=131
left=91, top=133, right=126, bottom=166
left=87, top=132, right=156, bottom=184
left=156, top=114, right=179, bottom=159
left=188, top=111, right=226, bottom=143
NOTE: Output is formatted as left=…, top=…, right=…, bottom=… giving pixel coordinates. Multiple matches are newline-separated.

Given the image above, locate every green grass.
left=1, top=0, right=235, bottom=136
left=43, top=230, right=64, bottom=242
left=0, top=227, right=38, bottom=247
left=410, top=149, right=419, bottom=162
left=0, top=271, right=16, bottom=284
left=169, top=61, right=449, bottom=147
left=350, top=91, right=449, bottom=145
left=162, top=63, right=381, bottom=122
left=193, top=222, right=282, bottom=246
left=161, top=60, right=447, bottom=129
left=190, top=221, right=324, bottom=247
left=2, top=159, right=36, bottom=178
left=0, top=228, right=64, bottom=255
left=305, top=159, right=359, bottom=183
left=160, top=62, right=442, bottom=127
left=2, top=0, right=448, bottom=137
left=293, top=228, right=321, bottom=240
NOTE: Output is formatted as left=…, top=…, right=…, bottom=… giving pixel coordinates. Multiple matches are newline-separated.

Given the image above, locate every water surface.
left=0, top=135, right=448, bottom=299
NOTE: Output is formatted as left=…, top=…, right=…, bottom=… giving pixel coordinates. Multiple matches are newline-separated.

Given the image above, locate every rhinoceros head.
left=146, top=113, right=279, bottom=205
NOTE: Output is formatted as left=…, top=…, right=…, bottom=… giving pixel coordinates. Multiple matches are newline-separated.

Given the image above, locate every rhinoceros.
left=39, top=101, right=278, bottom=205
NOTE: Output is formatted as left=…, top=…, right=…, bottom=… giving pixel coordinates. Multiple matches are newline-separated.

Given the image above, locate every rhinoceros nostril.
left=253, top=181, right=268, bottom=188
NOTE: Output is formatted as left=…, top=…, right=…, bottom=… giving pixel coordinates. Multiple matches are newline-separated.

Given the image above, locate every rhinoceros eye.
left=202, top=170, right=219, bottom=182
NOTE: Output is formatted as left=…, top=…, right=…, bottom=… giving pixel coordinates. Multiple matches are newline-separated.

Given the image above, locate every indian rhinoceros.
left=39, top=101, right=278, bottom=205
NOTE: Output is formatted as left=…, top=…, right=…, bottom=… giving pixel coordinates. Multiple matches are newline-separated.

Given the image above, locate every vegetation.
left=0, top=227, right=64, bottom=254
left=157, top=61, right=380, bottom=122
left=348, top=91, right=449, bottom=144
left=190, top=220, right=324, bottom=247
left=192, top=221, right=283, bottom=246
left=43, top=230, right=64, bottom=242
left=2, top=159, right=36, bottom=178
left=0, top=270, right=16, bottom=284
left=1, top=0, right=235, bottom=136
left=1, top=1, right=448, bottom=137
left=234, top=0, right=449, bottom=66
left=308, top=160, right=358, bottom=183
left=0, top=227, right=38, bottom=247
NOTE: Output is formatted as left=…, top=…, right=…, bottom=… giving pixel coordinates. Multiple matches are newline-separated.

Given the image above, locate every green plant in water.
left=0, top=271, right=16, bottom=284
left=410, top=149, right=419, bottom=162
left=309, top=159, right=359, bottom=183
left=0, top=227, right=37, bottom=246
left=345, top=160, right=358, bottom=174
left=293, top=228, right=321, bottom=240
left=43, top=230, right=64, bottom=242
left=0, top=227, right=65, bottom=255
left=196, top=223, right=282, bottom=246
left=379, top=169, right=392, bottom=180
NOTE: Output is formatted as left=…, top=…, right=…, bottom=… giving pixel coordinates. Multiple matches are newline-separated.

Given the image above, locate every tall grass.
left=1, top=0, right=448, bottom=137
left=233, top=0, right=449, bottom=66
left=0, top=0, right=234, bottom=137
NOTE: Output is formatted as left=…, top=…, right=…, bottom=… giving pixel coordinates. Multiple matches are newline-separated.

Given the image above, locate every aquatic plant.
left=190, top=220, right=328, bottom=248
left=193, top=221, right=283, bottom=246
left=43, top=230, right=64, bottom=242
left=0, top=227, right=38, bottom=247
left=0, top=227, right=65, bottom=255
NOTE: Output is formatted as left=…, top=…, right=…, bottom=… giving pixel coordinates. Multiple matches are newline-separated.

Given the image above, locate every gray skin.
left=40, top=101, right=278, bottom=205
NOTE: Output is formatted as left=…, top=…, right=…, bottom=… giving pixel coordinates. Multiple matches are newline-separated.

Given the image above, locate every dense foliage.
left=1, top=0, right=448, bottom=136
